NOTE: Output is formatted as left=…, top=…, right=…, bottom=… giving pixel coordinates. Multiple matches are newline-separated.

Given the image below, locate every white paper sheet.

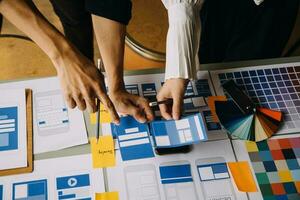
left=107, top=139, right=248, bottom=200
left=0, top=77, right=88, bottom=153
left=0, top=89, right=27, bottom=170
left=0, top=154, right=104, bottom=200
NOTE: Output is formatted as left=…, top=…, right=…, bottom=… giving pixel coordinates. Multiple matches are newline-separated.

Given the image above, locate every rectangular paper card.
left=90, top=136, right=115, bottom=168
left=113, top=116, right=154, bottom=161
left=151, top=113, right=208, bottom=148
left=0, top=77, right=88, bottom=153
left=0, top=89, right=27, bottom=171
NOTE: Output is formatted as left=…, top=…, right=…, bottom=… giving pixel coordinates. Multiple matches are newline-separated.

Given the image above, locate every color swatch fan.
left=212, top=80, right=283, bottom=142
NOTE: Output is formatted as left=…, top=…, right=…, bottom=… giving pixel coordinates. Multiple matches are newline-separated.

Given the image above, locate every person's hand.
left=157, top=78, right=189, bottom=120
left=53, top=47, right=120, bottom=124
left=109, top=89, right=154, bottom=123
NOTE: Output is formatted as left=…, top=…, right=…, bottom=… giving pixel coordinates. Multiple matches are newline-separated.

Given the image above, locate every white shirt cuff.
left=165, top=2, right=201, bottom=81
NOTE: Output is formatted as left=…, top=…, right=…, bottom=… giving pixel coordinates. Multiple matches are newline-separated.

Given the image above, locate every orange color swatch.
left=257, top=107, right=282, bottom=122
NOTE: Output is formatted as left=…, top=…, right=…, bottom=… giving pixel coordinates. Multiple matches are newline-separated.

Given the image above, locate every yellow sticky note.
left=90, top=136, right=115, bottom=168
left=90, top=103, right=112, bottom=124
left=95, top=192, right=119, bottom=200
left=228, top=161, right=257, bottom=192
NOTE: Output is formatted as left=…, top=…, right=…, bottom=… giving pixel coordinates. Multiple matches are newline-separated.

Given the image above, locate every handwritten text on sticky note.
left=91, top=136, right=115, bottom=168
left=90, top=103, right=112, bottom=124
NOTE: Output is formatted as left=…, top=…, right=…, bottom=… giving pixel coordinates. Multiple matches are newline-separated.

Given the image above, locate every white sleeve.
left=164, top=1, right=201, bottom=81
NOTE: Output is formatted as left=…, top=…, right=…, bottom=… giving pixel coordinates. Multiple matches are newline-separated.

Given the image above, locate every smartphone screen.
left=222, top=79, right=255, bottom=114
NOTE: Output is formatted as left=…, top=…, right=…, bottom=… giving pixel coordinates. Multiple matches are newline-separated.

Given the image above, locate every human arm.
left=157, top=0, right=202, bottom=120
left=92, top=16, right=154, bottom=123
left=0, top=0, right=120, bottom=123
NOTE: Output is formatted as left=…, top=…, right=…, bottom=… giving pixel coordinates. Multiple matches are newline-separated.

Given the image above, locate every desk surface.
left=1, top=56, right=299, bottom=161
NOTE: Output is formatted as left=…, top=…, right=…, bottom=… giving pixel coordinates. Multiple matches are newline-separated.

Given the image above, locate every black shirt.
left=85, top=0, right=132, bottom=25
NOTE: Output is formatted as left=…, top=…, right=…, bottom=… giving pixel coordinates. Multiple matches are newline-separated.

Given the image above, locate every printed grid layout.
left=217, top=66, right=300, bottom=132
left=246, top=138, right=300, bottom=200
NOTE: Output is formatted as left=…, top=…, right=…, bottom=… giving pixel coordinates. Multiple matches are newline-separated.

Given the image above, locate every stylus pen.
left=149, top=95, right=197, bottom=107
left=96, top=59, right=109, bottom=192
left=95, top=59, right=101, bottom=141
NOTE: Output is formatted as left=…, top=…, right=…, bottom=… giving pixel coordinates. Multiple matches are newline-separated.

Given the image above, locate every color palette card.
left=246, top=137, right=300, bottom=199
left=150, top=113, right=207, bottom=148
left=211, top=80, right=283, bottom=142
left=215, top=100, right=282, bottom=141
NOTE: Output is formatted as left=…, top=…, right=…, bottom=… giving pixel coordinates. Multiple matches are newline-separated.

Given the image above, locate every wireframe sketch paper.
left=0, top=89, right=27, bottom=170
left=151, top=113, right=208, bottom=148
left=0, top=77, right=88, bottom=153
left=0, top=154, right=105, bottom=199
left=112, top=113, right=208, bottom=161
left=113, top=116, right=154, bottom=161
left=106, top=139, right=248, bottom=200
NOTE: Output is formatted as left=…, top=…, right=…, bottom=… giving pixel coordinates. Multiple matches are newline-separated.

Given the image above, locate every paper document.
left=0, top=89, right=27, bottom=170
left=0, top=77, right=88, bottom=153
left=113, top=116, right=154, bottom=161
left=151, top=113, right=208, bottom=148
left=0, top=154, right=104, bottom=199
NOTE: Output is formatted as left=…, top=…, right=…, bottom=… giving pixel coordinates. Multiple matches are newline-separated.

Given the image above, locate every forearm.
left=0, top=0, right=71, bottom=70
left=92, top=15, right=126, bottom=93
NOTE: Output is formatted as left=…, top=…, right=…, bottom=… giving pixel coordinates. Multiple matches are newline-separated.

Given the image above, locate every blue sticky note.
left=151, top=113, right=207, bottom=148
left=115, top=116, right=154, bottom=161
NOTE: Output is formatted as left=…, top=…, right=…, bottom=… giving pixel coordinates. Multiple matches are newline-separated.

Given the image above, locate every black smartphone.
left=155, top=145, right=192, bottom=155
left=222, top=79, right=255, bottom=114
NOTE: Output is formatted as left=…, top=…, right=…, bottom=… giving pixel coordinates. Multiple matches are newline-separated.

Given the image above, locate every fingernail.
left=138, top=119, right=147, bottom=123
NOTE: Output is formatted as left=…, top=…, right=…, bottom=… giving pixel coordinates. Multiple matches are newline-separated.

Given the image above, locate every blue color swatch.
left=114, top=116, right=154, bottom=161
left=151, top=113, right=207, bottom=148
left=56, top=174, right=91, bottom=200
left=13, top=179, right=47, bottom=200
left=159, top=163, right=193, bottom=184
left=0, top=106, right=18, bottom=151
